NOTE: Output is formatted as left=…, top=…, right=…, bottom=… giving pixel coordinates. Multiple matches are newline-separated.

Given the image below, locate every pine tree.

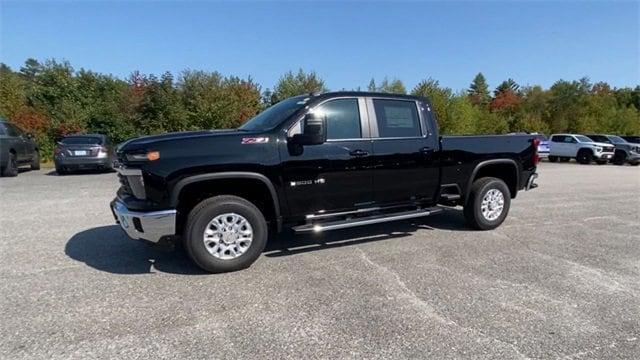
left=468, top=72, right=490, bottom=106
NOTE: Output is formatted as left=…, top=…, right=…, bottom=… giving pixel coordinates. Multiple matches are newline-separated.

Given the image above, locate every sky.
left=1, top=1, right=638, bottom=92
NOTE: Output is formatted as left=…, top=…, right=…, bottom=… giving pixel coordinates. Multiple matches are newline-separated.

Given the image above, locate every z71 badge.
left=241, top=137, right=269, bottom=144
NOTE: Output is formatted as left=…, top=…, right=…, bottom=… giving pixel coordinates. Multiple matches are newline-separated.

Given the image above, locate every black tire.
left=612, top=151, right=626, bottom=166
left=30, top=151, right=40, bottom=170
left=184, top=195, right=268, bottom=273
left=464, top=177, right=511, bottom=230
left=576, top=149, right=593, bottom=165
left=548, top=156, right=558, bottom=163
left=1, top=153, right=19, bottom=177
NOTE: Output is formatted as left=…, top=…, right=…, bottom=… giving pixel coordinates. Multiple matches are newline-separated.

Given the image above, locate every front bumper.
left=110, top=199, right=176, bottom=243
left=594, top=152, right=613, bottom=160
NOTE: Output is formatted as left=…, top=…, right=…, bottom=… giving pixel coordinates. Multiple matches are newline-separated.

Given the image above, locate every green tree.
left=269, top=69, right=327, bottom=104
left=0, top=64, right=27, bottom=120
left=369, top=77, right=406, bottom=94
left=468, top=72, right=490, bottom=106
left=411, top=78, right=452, bottom=129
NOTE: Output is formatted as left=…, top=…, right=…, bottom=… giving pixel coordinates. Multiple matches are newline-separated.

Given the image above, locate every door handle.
left=349, top=149, right=369, bottom=157
left=420, top=147, right=434, bottom=155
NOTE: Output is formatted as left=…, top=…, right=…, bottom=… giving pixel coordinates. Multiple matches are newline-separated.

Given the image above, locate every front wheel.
left=464, top=177, right=511, bottom=230
left=184, top=195, right=268, bottom=273
left=1, top=153, right=18, bottom=177
left=576, top=150, right=593, bottom=165
left=612, top=152, right=626, bottom=166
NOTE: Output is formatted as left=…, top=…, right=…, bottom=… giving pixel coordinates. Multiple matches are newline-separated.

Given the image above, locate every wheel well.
left=175, top=178, right=277, bottom=235
left=578, top=148, right=593, bottom=155
left=470, top=163, right=518, bottom=200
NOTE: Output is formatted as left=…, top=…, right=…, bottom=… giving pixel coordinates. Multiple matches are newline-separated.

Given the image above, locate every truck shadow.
left=65, top=225, right=207, bottom=275
left=264, top=209, right=471, bottom=258
left=66, top=209, right=470, bottom=274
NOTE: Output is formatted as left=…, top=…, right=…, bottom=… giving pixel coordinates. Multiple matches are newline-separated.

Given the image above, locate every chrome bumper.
left=526, top=173, right=538, bottom=190
left=111, top=200, right=176, bottom=243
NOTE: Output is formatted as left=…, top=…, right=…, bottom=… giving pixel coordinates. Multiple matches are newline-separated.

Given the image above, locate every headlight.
left=126, top=151, right=160, bottom=162
left=595, top=147, right=602, bottom=152
left=634, top=146, right=640, bottom=153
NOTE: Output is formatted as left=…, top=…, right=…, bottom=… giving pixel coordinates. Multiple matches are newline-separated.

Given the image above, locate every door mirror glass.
left=291, top=112, right=326, bottom=145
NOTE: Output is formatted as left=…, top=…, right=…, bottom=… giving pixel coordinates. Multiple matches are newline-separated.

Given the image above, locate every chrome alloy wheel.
left=481, top=189, right=505, bottom=221
left=203, top=213, right=253, bottom=260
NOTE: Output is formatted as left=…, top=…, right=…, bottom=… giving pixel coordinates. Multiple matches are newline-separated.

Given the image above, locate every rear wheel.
left=1, top=153, right=18, bottom=177
left=576, top=149, right=593, bottom=165
left=30, top=151, right=40, bottom=170
left=548, top=156, right=558, bottom=163
left=612, top=151, right=626, bottom=166
left=184, top=195, right=268, bottom=273
left=464, top=177, right=511, bottom=230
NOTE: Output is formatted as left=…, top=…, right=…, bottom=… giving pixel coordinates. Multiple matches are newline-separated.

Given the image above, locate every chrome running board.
left=293, top=207, right=443, bottom=233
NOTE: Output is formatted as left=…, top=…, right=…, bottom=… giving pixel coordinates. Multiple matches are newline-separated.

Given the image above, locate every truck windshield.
left=239, top=95, right=310, bottom=131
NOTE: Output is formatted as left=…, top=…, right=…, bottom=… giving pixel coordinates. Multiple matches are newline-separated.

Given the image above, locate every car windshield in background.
left=61, top=136, right=102, bottom=145
left=576, top=135, right=594, bottom=143
left=239, top=95, right=311, bottom=131
left=608, top=135, right=627, bottom=144
left=534, top=134, right=548, bottom=141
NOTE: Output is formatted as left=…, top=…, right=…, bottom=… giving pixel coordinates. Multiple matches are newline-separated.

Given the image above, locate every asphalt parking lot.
left=1, top=163, right=639, bottom=359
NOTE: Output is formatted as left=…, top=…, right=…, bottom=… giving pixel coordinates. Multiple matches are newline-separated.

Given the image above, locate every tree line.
left=1, top=58, right=638, bottom=160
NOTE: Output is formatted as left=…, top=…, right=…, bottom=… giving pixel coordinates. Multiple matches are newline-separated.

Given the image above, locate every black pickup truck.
left=111, top=92, right=539, bottom=273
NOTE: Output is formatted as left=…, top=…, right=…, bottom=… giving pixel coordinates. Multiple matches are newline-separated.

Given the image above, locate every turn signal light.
left=146, top=151, right=160, bottom=161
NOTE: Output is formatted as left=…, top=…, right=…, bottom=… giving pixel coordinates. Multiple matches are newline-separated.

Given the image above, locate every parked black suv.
left=111, top=92, right=540, bottom=273
left=0, top=120, right=40, bottom=177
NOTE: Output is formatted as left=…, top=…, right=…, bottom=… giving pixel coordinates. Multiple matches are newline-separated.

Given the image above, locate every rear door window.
left=551, top=135, right=565, bottom=142
left=373, top=99, right=421, bottom=138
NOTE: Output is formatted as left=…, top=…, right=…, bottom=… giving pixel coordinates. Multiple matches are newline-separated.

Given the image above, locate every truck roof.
left=313, top=91, right=424, bottom=101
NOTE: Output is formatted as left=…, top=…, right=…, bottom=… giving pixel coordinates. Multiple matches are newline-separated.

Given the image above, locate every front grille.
left=602, top=147, right=614, bottom=153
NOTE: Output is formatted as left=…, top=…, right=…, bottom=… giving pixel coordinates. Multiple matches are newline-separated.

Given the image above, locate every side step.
left=293, top=207, right=444, bottom=233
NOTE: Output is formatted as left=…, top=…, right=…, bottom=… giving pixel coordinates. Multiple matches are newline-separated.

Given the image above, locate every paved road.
left=1, top=163, right=639, bottom=359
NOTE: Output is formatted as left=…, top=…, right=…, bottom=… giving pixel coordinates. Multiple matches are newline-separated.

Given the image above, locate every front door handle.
left=420, top=147, right=434, bottom=155
left=349, top=149, right=369, bottom=157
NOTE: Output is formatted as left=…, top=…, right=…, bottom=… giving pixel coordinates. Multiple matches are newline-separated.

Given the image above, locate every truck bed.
left=440, top=134, right=537, bottom=199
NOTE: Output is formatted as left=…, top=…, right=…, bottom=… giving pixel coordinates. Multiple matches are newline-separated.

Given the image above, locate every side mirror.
left=290, top=112, right=326, bottom=146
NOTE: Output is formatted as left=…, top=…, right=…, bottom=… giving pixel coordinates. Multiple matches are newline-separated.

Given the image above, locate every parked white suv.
left=548, top=134, right=615, bottom=164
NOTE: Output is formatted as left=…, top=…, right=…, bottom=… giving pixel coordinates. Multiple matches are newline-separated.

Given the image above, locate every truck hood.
left=118, top=129, right=251, bottom=152
left=588, top=142, right=615, bottom=148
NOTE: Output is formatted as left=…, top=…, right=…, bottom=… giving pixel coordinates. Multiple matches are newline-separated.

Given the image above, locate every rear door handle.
left=420, top=147, right=434, bottom=155
left=349, top=149, right=369, bottom=157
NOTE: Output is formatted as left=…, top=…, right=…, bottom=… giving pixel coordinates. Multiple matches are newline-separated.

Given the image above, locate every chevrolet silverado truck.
left=111, top=92, right=539, bottom=273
